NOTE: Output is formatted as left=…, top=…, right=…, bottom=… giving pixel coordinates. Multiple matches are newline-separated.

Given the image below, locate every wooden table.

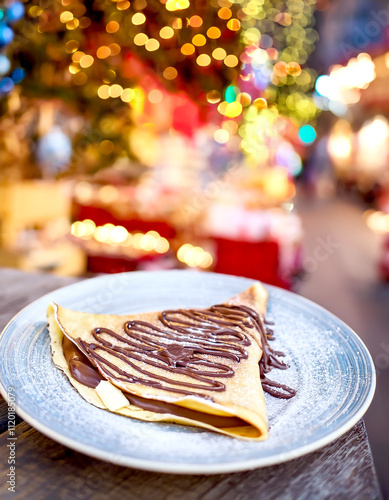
left=0, top=269, right=382, bottom=500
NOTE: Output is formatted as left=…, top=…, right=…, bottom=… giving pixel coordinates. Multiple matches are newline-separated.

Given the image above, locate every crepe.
left=47, top=282, right=271, bottom=440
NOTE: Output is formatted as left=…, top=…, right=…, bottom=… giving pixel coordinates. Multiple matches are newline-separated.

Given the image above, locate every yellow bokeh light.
left=227, top=18, right=240, bottom=31
left=79, top=17, right=91, bottom=29
left=132, top=12, right=146, bottom=25
left=237, top=92, right=251, bottom=107
left=94, top=226, right=110, bottom=243
left=224, top=54, right=239, bottom=67
left=80, top=55, right=94, bottom=68
left=99, top=140, right=114, bottom=155
left=145, top=38, right=160, bottom=51
left=134, top=33, right=148, bottom=46
left=155, top=237, right=169, bottom=253
left=207, top=27, right=221, bottom=39
left=218, top=7, right=232, bottom=19
left=65, top=40, right=79, bottom=53
left=109, top=43, right=121, bottom=56
left=163, top=66, right=178, bottom=80
left=97, top=85, right=110, bottom=99
left=106, top=21, right=119, bottom=33
left=121, top=88, right=135, bottom=102
left=212, top=48, right=226, bottom=60
left=214, top=129, right=229, bottom=144
left=160, top=26, right=174, bottom=39
left=117, top=0, right=130, bottom=10
left=109, top=84, right=123, bottom=98
left=217, top=101, right=228, bottom=115
left=171, top=17, right=183, bottom=29
left=196, top=54, right=211, bottom=67
left=192, top=34, right=206, bottom=46
left=253, top=98, right=267, bottom=110
left=286, top=62, right=302, bottom=76
left=97, top=46, right=111, bottom=59
left=72, top=51, right=84, bottom=62
left=206, top=90, right=221, bottom=103
left=60, top=11, right=73, bottom=23
left=110, top=226, right=128, bottom=244
left=225, top=101, right=242, bottom=118
left=68, top=63, right=79, bottom=74
left=181, top=43, right=195, bottom=55
left=140, top=234, right=156, bottom=252
left=189, top=15, right=203, bottom=27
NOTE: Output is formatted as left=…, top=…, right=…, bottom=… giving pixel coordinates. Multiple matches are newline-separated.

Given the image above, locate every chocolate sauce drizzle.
left=71, top=304, right=295, bottom=400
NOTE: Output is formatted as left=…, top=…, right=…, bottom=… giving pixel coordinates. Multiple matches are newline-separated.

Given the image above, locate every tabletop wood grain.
left=0, top=268, right=382, bottom=500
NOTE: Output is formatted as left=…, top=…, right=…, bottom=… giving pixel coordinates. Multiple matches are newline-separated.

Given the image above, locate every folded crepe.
left=47, top=283, right=271, bottom=440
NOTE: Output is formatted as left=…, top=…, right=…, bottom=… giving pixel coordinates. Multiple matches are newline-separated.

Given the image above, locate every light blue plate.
left=0, top=271, right=376, bottom=474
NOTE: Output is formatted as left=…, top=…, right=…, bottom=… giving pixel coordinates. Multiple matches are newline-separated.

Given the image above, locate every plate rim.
left=0, top=270, right=376, bottom=475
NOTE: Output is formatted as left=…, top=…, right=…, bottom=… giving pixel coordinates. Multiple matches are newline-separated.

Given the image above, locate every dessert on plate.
left=47, top=282, right=295, bottom=440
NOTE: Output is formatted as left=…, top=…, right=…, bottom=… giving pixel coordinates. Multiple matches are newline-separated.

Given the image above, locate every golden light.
left=207, top=27, right=221, bottom=39
left=72, top=51, right=84, bottom=62
left=212, top=48, right=227, bottom=60
left=206, top=90, right=221, bottom=103
left=134, top=33, right=148, bottom=46
left=82, top=219, right=96, bottom=238
left=140, top=234, right=156, bottom=252
left=117, top=0, right=130, bottom=10
left=214, top=129, right=229, bottom=144
left=218, top=7, right=232, bottom=19
left=97, top=46, right=111, bottom=59
left=106, top=21, right=119, bottom=33
left=80, top=55, right=94, bottom=68
left=160, top=26, right=174, bottom=39
left=189, top=15, right=203, bottom=27
left=148, top=89, right=163, bottom=103
left=109, top=43, right=121, bottom=56
left=79, top=17, right=91, bottom=29
left=98, top=185, right=118, bottom=203
left=121, top=88, right=135, bottom=102
left=196, top=54, right=211, bottom=67
left=74, top=182, right=93, bottom=203
left=155, top=237, right=169, bottom=253
left=65, top=40, right=79, bottom=53
left=98, top=85, right=110, bottom=99
left=145, top=38, right=160, bottom=51
left=224, top=54, right=239, bottom=67
left=163, top=67, right=178, bottom=80
left=192, top=34, right=206, bottom=46
left=286, top=62, right=301, bottom=76
left=99, top=140, right=114, bottom=155
left=68, top=63, right=79, bottom=74
left=110, top=226, right=128, bottom=244
left=253, top=98, right=267, bottom=110
left=132, top=233, right=144, bottom=250
left=225, top=101, right=242, bottom=118
left=94, top=226, right=110, bottom=243
left=227, top=18, right=240, bottom=31
left=181, top=43, right=195, bottom=55
left=71, top=221, right=86, bottom=238
left=66, top=19, right=79, bottom=30
left=60, top=11, right=73, bottom=23
left=171, top=17, right=183, bottom=29
left=109, top=84, right=123, bottom=98
left=177, top=244, right=213, bottom=268
left=237, top=92, right=251, bottom=107
left=366, top=211, right=389, bottom=234
left=132, top=12, right=146, bottom=25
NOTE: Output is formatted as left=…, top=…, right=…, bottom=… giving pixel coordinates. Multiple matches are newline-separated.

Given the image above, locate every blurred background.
left=0, top=0, right=388, bottom=494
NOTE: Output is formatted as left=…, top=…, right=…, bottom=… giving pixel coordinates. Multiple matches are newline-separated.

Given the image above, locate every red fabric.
left=212, top=237, right=289, bottom=288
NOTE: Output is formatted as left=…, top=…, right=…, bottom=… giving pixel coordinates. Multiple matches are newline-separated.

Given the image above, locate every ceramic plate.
left=0, top=271, right=376, bottom=474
